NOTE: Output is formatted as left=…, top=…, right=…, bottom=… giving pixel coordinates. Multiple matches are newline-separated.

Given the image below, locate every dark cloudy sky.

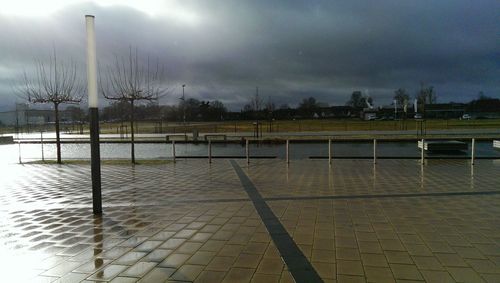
left=0, top=0, right=498, bottom=111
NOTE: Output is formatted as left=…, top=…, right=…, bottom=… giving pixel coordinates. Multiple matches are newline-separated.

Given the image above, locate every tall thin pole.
left=182, top=84, right=186, bottom=136
left=286, top=139, right=290, bottom=164
left=471, top=138, right=475, bottom=165
left=182, top=84, right=186, bottom=123
left=208, top=140, right=212, bottom=164
left=18, top=140, right=21, bottom=164
left=172, top=140, right=176, bottom=163
left=421, top=139, right=425, bottom=164
left=86, top=15, right=102, bottom=215
left=373, top=139, right=377, bottom=164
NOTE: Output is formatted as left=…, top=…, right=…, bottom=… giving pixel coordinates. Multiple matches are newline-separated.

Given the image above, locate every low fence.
left=170, top=137, right=493, bottom=165
left=0, top=136, right=14, bottom=144
left=11, top=136, right=500, bottom=164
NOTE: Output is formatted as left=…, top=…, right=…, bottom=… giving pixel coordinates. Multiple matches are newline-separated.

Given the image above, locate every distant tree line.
left=101, top=98, right=228, bottom=122
left=67, top=89, right=500, bottom=123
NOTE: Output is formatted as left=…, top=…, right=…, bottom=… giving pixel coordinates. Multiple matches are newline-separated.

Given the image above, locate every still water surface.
left=1, top=141, right=499, bottom=164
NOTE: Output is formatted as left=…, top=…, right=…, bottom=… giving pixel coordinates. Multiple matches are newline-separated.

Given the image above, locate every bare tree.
left=416, top=82, right=436, bottom=116
left=251, top=87, right=263, bottom=111
left=347, top=91, right=373, bottom=109
left=100, top=48, right=166, bottom=163
left=265, top=96, right=275, bottom=113
left=19, top=53, right=83, bottom=164
left=393, top=88, right=409, bottom=107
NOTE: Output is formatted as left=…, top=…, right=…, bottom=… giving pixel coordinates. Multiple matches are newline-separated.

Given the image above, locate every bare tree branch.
left=99, top=48, right=168, bottom=163
left=17, top=52, right=84, bottom=163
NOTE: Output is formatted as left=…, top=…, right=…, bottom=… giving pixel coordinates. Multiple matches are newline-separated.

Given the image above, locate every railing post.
left=471, top=138, right=475, bottom=165
left=421, top=139, right=425, bottom=164
left=172, top=140, right=176, bottom=163
left=208, top=140, right=212, bottom=164
left=246, top=139, right=249, bottom=164
left=18, top=140, right=22, bottom=164
left=286, top=139, right=290, bottom=164
left=328, top=139, right=332, bottom=165
left=373, top=139, right=377, bottom=164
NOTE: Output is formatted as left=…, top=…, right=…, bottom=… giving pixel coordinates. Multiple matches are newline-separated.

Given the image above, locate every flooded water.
left=1, top=140, right=499, bottom=163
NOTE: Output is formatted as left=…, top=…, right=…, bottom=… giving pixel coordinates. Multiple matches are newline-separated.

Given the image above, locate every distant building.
left=333, top=106, right=357, bottom=118
left=377, top=104, right=407, bottom=119
left=424, top=103, right=466, bottom=119
left=0, top=104, right=73, bottom=126
left=466, top=98, right=500, bottom=118
left=0, top=104, right=31, bottom=126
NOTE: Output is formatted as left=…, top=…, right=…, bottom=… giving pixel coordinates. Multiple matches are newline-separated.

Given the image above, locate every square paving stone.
left=389, top=263, right=423, bottom=281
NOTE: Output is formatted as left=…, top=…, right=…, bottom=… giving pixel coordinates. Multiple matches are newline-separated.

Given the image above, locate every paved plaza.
left=1, top=159, right=499, bottom=282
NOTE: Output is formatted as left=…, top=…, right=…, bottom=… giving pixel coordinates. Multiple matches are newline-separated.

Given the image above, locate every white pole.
left=18, top=140, right=21, bottom=164
left=421, top=139, right=425, bottom=164
left=208, top=140, right=212, bottom=164
left=471, top=138, right=475, bottom=165
left=172, top=140, right=176, bottom=163
left=328, top=139, right=332, bottom=165
left=246, top=139, right=249, bottom=164
left=86, top=16, right=98, bottom=109
left=286, top=139, right=290, bottom=164
left=373, top=139, right=377, bottom=164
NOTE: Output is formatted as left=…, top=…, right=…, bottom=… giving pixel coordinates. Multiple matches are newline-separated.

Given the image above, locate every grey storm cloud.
left=0, top=0, right=498, bottom=110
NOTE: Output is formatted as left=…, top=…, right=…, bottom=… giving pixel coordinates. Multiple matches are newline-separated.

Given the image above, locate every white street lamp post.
left=86, top=15, right=102, bottom=214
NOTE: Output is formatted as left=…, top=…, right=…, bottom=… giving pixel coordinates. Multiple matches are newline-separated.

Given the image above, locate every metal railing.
left=236, top=137, right=482, bottom=166
left=13, top=136, right=496, bottom=164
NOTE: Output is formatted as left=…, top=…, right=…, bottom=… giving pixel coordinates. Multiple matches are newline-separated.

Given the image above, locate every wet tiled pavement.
left=0, top=159, right=499, bottom=282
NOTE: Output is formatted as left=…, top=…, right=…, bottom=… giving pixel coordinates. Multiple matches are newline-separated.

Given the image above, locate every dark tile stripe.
left=264, top=190, right=500, bottom=202
left=177, top=155, right=277, bottom=159
left=101, top=190, right=500, bottom=208
left=309, top=156, right=500, bottom=159
left=230, top=160, right=324, bottom=283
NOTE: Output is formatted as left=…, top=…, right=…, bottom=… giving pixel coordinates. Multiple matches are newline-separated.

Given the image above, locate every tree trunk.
left=130, top=100, right=135, bottom=164
left=54, top=103, right=62, bottom=164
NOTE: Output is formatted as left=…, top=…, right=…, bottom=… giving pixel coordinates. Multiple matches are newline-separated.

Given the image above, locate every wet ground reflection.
left=0, top=159, right=498, bottom=281
left=93, top=216, right=104, bottom=278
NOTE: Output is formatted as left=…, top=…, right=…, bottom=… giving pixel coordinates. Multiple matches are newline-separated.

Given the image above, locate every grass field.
left=96, top=118, right=500, bottom=135
left=3, top=118, right=500, bottom=135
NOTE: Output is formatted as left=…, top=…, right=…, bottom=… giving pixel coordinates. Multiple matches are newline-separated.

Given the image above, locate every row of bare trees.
left=393, top=83, right=436, bottom=116
left=19, top=48, right=165, bottom=164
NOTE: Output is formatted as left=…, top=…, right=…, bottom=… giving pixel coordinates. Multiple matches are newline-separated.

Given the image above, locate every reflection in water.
left=93, top=216, right=104, bottom=278
left=208, top=160, right=214, bottom=183
left=328, top=165, right=333, bottom=190
left=420, top=163, right=425, bottom=190
left=286, top=163, right=289, bottom=183
left=470, top=164, right=475, bottom=190
left=4, top=140, right=500, bottom=164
